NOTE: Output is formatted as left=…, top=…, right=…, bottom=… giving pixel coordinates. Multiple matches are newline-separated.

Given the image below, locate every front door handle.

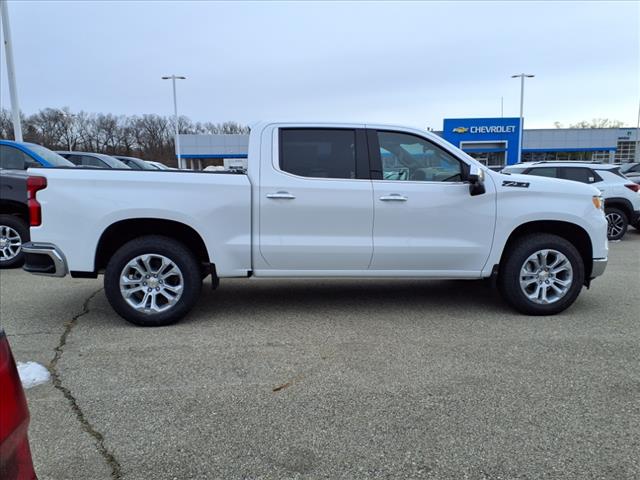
left=266, top=191, right=296, bottom=200
left=379, top=194, right=408, bottom=202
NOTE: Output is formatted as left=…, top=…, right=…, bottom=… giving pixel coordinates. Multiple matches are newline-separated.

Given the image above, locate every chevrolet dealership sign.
left=442, top=117, right=522, bottom=166
left=454, top=125, right=517, bottom=134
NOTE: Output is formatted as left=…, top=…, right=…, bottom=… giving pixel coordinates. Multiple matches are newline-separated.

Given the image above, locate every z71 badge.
left=502, top=180, right=530, bottom=188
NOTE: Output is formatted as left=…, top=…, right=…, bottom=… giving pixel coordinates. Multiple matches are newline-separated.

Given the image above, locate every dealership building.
left=438, top=118, right=639, bottom=168
left=178, top=120, right=639, bottom=169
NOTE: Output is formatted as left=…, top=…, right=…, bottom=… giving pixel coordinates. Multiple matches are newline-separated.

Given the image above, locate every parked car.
left=502, top=161, right=640, bottom=240
left=114, top=156, right=159, bottom=170
left=620, top=162, right=640, bottom=184
left=1, top=140, right=75, bottom=170
left=0, top=329, right=37, bottom=480
left=619, top=162, right=640, bottom=176
left=1, top=142, right=74, bottom=268
left=146, top=160, right=172, bottom=170
left=56, top=152, right=130, bottom=169
left=22, top=122, right=608, bottom=325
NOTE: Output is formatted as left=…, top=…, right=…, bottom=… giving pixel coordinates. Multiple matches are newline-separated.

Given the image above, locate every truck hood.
left=490, top=171, right=602, bottom=197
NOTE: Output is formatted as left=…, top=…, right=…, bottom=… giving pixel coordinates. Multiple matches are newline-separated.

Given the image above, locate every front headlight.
left=592, top=195, right=604, bottom=211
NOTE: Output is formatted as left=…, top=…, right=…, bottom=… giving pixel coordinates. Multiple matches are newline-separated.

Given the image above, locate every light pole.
left=1, top=0, right=23, bottom=141
left=162, top=75, right=186, bottom=169
left=511, top=73, right=535, bottom=163
left=633, top=98, right=640, bottom=162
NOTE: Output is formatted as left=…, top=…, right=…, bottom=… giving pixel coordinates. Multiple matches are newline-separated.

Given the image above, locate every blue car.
left=0, top=140, right=73, bottom=268
left=0, top=139, right=75, bottom=170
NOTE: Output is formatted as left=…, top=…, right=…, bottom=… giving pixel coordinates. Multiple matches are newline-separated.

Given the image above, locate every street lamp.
left=161, top=75, right=186, bottom=169
left=1, top=0, right=23, bottom=141
left=511, top=73, right=535, bottom=163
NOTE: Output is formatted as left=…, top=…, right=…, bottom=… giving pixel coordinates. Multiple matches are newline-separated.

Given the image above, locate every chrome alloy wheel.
left=605, top=211, right=625, bottom=238
left=519, top=249, right=573, bottom=305
left=119, top=254, right=184, bottom=314
left=0, top=225, right=22, bottom=263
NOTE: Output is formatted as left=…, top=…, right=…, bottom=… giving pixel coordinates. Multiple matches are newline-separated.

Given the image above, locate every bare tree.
left=0, top=109, right=14, bottom=139
left=28, top=108, right=67, bottom=147
left=554, top=118, right=625, bottom=129
left=0, top=107, right=249, bottom=165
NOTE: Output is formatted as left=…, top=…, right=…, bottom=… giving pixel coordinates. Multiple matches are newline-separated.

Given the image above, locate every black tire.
left=0, top=214, right=29, bottom=269
left=605, top=207, right=628, bottom=240
left=104, top=235, right=202, bottom=326
left=498, top=233, right=584, bottom=315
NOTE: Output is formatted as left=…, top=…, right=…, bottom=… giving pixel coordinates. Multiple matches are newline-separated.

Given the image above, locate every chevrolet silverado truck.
left=21, top=123, right=608, bottom=326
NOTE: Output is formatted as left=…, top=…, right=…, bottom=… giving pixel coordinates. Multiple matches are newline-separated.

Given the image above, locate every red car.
left=0, top=330, right=37, bottom=479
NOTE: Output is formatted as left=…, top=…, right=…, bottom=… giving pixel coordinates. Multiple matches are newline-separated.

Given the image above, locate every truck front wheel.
left=104, top=235, right=202, bottom=326
left=498, top=233, right=584, bottom=315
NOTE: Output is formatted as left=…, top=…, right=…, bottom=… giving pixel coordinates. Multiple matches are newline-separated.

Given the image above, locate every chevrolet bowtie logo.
left=452, top=127, right=469, bottom=133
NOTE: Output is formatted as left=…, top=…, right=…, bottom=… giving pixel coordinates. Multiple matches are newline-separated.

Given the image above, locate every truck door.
left=368, top=129, right=495, bottom=274
left=258, top=126, right=373, bottom=271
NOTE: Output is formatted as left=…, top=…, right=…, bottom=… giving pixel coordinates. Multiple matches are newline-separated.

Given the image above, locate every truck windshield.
left=26, top=144, right=75, bottom=167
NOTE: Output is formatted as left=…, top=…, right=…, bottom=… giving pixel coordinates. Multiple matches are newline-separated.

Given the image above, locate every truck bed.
left=27, top=168, right=252, bottom=276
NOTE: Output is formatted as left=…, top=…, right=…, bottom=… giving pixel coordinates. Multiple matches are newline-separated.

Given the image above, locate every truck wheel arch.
left=499, top=220, right=593, bottom=281
left=0, top=200, right=28, bottom=221
left=94, top=218, right=211, bottom=274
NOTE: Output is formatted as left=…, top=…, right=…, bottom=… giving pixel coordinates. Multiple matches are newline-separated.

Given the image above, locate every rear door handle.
left=266, top=191, right=296, bottom=200
left=379, top=194, right=407, bottom=202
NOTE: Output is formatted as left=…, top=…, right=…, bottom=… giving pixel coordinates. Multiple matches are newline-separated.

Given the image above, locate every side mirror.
left=468, top=164, right=486, bottom=196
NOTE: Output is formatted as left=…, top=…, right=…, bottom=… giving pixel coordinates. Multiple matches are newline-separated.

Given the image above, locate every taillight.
left=26, top=176, right=47, bottom=227
left=624, top=183, right=640, bottom=193
left=0, top=333, right=36, bottom=480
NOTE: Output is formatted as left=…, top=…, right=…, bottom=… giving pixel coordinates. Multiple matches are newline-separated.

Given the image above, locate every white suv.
left=503, top=162, right=640, bottom=240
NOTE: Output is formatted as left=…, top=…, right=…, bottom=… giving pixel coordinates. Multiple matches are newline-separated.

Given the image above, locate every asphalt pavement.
left=1, top=232, right=639, bottom=479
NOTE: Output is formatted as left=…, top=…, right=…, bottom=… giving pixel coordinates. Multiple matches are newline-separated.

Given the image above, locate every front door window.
left=377, top=131, right=463, bottom=182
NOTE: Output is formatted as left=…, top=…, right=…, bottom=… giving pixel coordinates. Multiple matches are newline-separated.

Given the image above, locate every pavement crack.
left=48, top=288, right=123, bottom=480
left=272, top=374, right=304, bottom=393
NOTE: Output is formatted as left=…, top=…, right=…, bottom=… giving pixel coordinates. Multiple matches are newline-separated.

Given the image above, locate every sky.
left=1, top=0, right=638, bottom=130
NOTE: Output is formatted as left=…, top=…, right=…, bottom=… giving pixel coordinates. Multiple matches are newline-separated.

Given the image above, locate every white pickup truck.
left=22, top=122, right=608, bottom=326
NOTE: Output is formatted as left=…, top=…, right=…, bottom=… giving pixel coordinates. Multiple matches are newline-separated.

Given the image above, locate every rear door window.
left=279, top=129, right=357, bottom=179
left=82, top=155, right=108, bottom=168
left=65, top=154, right=107, bottom=168
left=560, top=167, right=600, bottom=184
left=526, top=167, right=558, bottom=178
left=63, top=154, right=82, bottom=166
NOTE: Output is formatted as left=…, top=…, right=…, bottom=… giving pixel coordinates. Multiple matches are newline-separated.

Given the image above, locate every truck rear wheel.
left=498, top=233, right=584, bottom=315
left=0, top=215, right=29, bottom=269
left=104, top=235, right=202, bottom=326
